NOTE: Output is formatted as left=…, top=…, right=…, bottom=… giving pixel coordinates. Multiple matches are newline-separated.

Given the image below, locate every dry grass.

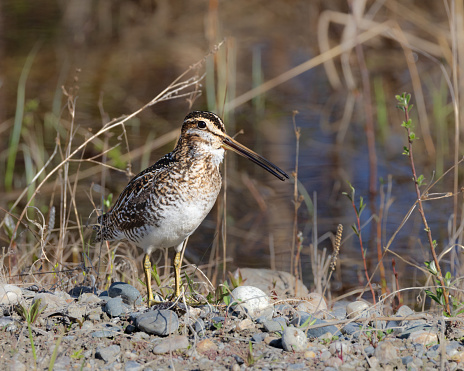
left=1, top=0, right=464, bottom=312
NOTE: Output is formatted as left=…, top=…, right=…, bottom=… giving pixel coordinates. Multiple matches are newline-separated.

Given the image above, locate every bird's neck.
left=175, top=141, right=225, bottom=167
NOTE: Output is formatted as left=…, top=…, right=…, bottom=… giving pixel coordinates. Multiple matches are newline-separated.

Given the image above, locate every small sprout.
left=71, top=349, right=84, bottom=360
left=416, top=174, right=425, bottom=187
left=425, top=261, right=438, bottom=275
left=103, top=193, right=113, bottom=209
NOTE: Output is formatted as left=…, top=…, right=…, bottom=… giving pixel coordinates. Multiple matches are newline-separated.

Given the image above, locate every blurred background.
left=0, top=0, right=462, bottom=306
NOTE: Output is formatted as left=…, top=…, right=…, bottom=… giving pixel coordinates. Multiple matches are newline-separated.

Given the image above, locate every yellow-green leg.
left=173, top=251, right=182, bottom=298
left=143, top=253, right=156, bottom=307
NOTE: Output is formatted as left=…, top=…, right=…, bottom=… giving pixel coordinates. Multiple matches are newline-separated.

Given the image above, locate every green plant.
left=299, top=315, right=317, bottom=329
left=246, top=341, right=264, bottom=366
left=396, top=92, right=451, bottom=316
left=70, top=349, right=84, bottom=360
left=343, top=183, right=376, bottom=303
left=425, top=269, right=464, bottom=317
left=48, top=333, right=63, bottom=371
left=15, top=299, right=47, bottom=368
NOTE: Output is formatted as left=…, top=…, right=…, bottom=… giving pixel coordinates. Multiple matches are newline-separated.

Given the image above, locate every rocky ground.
left=1, top=269, right=464, bottom=370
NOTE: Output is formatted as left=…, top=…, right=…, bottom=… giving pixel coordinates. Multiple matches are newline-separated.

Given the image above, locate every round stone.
left=231, top=286, right=270, bottom=317
left=0, top=284, right=22, bottom=305
left=135, top=309, right=179, bottom=335
left=346, top=301, right=370, bottom=319
left=104, top=297, right=131, bottom=317
left=152, top=335, right=189, bottom=354
left=95, top=344, right=121, bottom=363
left=281, top=327, right=309, bottom=352
left=108, top=282, right=142, bottom=306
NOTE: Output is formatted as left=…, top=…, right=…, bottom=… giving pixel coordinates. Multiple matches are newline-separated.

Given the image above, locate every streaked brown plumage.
left=94, top=111, right=288, bottom=306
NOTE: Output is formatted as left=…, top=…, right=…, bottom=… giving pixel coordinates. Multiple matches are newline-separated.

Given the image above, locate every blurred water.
left=0, top=1, right=458, bottom=299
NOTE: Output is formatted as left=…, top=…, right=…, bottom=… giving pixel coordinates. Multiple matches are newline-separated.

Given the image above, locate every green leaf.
left=424, top=289, right=441, bottom=304
left=425, top=261, right=438, bottom=275
left=417, top=174, right=425, bottom=187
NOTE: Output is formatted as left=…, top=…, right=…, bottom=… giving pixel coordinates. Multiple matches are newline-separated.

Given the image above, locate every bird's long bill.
left=222, top=135, right=289, bottom=181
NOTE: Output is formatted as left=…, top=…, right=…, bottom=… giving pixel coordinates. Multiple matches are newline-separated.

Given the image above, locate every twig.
left=396, top=92, right=450, bottom=316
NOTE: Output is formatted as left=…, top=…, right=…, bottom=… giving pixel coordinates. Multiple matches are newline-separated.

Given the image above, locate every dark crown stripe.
left=184, top=111, right=225, bottom=132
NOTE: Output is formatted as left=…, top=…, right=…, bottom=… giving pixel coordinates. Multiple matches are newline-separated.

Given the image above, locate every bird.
left=94, top=111, right=288, bottom=306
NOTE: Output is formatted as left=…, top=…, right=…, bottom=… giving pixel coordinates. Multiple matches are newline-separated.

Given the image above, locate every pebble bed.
left=0, top=280, right=463, bottom=370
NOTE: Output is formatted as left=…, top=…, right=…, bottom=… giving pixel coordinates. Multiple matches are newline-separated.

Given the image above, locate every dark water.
left=0, top=1, right=459, bottom=302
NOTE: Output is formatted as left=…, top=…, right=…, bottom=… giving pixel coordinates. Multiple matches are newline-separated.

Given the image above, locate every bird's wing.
left=101, top=152, right=178, bottom=231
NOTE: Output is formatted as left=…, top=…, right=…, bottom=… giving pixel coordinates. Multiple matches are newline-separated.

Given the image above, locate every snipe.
left=94, top=111, right=288, bottom=306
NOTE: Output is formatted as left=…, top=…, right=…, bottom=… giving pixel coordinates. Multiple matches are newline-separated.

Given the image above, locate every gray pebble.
left=136, top=309, right=179, bottom=335
left=288, top=362, right=305, bottom=369
left=252, top=332, right=266, bottom=343
left=96, top=344, right=121, bottom=363
left=364, top=345, right=375, bottom=356
left=446, top=341, right=462, bottom=356
left=255, top=314, right=270, bottom=324
left=91, top=323, right=122, bottom=338
left=104, top=297, right=131, bottom=317
left=290, top=311, right=313, bottom=327
left=125, top=360, right=142, bottom=371
left=402, top=355, right=414, bottom=365
left=304, top=317, right=339, bottom=338
left=152, top=335, right=189, bottom=354
left=330, top=306, right=346, bottom=320
left=194, top=318, right=206, bottom=336
left=0, top=316, right=15, bottom=328
left=341, top=323, right=361, bottom=338
left=108, top=282, right=142, bottom=306
left=263, top=319, right=286, bottom=333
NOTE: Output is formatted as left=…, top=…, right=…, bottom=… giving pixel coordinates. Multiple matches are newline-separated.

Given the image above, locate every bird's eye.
left=197, top=121, right=207, bottom=129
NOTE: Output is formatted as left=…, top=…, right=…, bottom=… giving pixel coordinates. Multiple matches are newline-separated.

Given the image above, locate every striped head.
left=177, top=111, right=288, bottom=181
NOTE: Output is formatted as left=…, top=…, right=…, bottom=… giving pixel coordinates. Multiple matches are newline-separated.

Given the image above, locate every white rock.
left=0, top=284, right=22, bottom=305
left=346, top=300, right=370, bottom=319
left=282, top=327, right=309, bottom=352
left=231, top=286, right=270, bottom=317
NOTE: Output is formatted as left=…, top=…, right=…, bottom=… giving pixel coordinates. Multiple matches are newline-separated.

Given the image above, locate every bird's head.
left=180, top=111, right=289, bottom=181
